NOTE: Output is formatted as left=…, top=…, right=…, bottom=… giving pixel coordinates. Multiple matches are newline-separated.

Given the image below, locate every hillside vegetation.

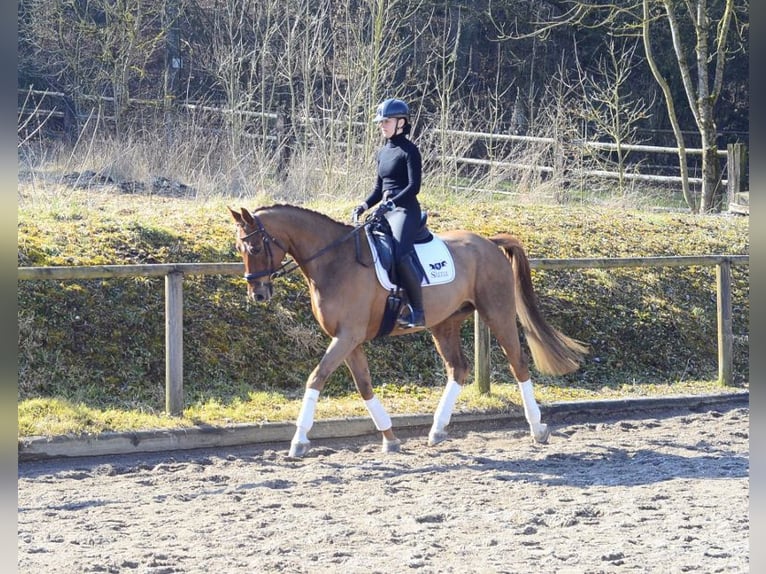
left=17, top=177, right=749, bottom=437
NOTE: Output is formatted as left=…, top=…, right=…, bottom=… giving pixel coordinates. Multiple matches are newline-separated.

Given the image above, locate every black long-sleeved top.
left=364, top=133, right=422, bottom=209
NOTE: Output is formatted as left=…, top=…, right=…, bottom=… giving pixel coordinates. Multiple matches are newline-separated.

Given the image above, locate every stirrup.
left=397, top=305, right=425, bottom=329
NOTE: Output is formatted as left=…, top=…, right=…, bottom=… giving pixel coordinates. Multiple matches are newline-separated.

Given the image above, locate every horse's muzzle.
left=248, top=281, right=273, bottom=302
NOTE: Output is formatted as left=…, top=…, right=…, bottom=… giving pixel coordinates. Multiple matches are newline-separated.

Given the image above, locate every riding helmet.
left=373, top=98, right=409, bottom=123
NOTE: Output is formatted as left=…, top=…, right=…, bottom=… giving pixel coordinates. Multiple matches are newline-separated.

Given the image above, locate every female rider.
left=352, top=98, right=425, bottom=329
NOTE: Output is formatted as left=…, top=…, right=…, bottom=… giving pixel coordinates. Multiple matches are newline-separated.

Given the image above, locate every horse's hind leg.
left=345, top=345, right=401, bottom=453
left=482, top=312, right=550, bottom=444
left=428, top=316, right=471, bottom=446
left=517, top=379, right=549, bottom=443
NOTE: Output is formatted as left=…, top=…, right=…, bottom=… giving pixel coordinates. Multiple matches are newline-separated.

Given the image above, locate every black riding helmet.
left=373, top=98, right=409, bottom=123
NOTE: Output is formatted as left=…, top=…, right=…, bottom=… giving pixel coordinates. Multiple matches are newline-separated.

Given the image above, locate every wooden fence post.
left=474, top=312, right=491, bottom=394
left=726, top=143, right=746, bottom=206
left=716, top=261, right=733, bottom=386
left=165, top=271, right=184, bottom=415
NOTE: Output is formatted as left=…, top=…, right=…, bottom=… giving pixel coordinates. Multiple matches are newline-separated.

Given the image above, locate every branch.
left=17, top=89, right=59, bottom=148
left=712, top=0, right=735, bottom=99
left=487, top=0, right=583, bottom=41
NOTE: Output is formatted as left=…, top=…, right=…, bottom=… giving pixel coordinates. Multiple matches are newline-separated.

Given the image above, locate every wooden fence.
left=18, top=254, right=749, bottom=416
left=442, top=133, right=749, bottom=211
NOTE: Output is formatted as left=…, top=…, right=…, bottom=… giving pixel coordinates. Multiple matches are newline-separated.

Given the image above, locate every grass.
left=18, top=378, right=733, bottom=438
left=17, top=174, right=749, bottom=438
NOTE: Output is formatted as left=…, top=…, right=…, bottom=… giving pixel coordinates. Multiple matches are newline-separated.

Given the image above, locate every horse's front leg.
left=289, top=336, right=359, bottom=458
left=345, top=345, right=401, bottom=453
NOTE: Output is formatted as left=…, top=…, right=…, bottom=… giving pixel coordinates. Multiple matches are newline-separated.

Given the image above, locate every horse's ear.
left=228, top=206, right=242, bottom=224
left=240, top=207, right=255, bottom=225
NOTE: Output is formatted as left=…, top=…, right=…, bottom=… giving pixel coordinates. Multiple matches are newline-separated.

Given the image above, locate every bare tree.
left=294, top=0, right=425, bottom=196
left=542, top=59, right=588, bottom=203
left=20, top=0, right=167, bottom=135
left=423, top=3, right=473, bottom=192
left=492, top=0, right=748, bottom=213
left=574, top=37, right=654, bottom=195
left=640, top=0, right=696, bottom=210
left=645, top=0, right=746, bottom=212
left=162, top=0, right=182, bottom=142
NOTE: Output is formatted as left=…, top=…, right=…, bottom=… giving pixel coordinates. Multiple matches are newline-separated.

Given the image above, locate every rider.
left=352, top=98, right=425, bottom=329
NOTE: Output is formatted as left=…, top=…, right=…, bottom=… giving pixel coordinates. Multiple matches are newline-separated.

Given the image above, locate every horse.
left=228, top=204, right=587, bottom=458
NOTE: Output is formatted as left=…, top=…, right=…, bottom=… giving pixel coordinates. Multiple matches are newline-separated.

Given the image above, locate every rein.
left=239, top=212, right=373, bottom=282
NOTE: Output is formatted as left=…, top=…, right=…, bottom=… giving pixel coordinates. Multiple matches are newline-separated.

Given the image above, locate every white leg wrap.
left=293, top=388, right=320, bottom=443
left=518, top=379, right=541, bottom=426
left=364, top=396, right=392, bottom=431
left=431, top=379, right=462, bottom=433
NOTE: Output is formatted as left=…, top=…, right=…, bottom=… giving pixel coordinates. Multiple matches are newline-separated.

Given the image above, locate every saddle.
left=365, top=212, right=432, bottom=285
left=362, top=213, right=434, bottom=338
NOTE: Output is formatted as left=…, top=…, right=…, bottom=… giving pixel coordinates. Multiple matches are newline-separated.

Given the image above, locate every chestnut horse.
left=229, top=204, right=587, bottom=458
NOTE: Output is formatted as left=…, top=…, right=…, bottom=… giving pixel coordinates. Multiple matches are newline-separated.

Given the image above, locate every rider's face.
left=377, top=117, right=402, bottom=139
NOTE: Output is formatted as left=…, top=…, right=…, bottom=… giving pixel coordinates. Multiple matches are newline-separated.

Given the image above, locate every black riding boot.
left=396, top=255, right=426, bottom=328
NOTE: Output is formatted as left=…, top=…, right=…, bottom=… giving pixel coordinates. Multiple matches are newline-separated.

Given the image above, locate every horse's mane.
left=254, top=203, right=351, bottom=229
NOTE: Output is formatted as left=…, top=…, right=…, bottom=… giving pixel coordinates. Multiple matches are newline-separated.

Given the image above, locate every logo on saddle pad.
left=366, top=234, right=455, bottom=290
left=429, top=260, right=450, bottom=278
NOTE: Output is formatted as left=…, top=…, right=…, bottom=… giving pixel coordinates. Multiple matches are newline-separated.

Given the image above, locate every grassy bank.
left=17, top=178, right=749, bottom=437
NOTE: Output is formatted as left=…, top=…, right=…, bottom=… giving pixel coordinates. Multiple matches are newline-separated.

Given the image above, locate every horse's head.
left=228, top=206, right=288, bottom=302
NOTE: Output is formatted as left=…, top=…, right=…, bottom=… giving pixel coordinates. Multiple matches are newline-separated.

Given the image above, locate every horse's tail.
left=491, top=234, right=588, bottom=375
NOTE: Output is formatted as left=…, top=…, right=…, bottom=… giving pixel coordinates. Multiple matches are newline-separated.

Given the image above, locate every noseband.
left=237, top=213, right=291, bottom=283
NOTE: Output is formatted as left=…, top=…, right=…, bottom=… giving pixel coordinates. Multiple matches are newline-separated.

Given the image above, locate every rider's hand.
left=351, top=204, right=366, bottom=223
left=374, top=200, right=395, bottom=218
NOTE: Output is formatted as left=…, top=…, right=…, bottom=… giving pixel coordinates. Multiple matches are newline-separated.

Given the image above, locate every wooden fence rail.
left=18, top=254, right=748, bottom=415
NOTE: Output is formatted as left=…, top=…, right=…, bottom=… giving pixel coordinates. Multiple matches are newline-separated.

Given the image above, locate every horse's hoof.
left=428, top=430, right=449, bottom=446
left=382, top=438, right=401, bottom=453
left=532, top=424, right=550, bottom=444
left=288, top=440, right=311, bottom=458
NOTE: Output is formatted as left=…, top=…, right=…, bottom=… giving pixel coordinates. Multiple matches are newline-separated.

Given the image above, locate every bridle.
left=236, top=211, right=371, bottom=286
left=236, top=213, right=292, bottom=284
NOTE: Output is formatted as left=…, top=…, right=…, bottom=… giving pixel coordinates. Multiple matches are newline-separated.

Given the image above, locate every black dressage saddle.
left=363, top=212, right=432, bottom=337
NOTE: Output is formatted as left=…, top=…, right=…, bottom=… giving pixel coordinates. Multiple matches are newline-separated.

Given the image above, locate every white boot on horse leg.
left=365, top=396, right=401, bottom=453
left=289, top=388, right=319, bottom=458
left=519, top=379, right=550, bottom=444
left=428, top=379, right=462, bottom=446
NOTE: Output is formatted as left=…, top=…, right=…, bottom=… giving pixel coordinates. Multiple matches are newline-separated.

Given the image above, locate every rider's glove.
left=351, top=204, right=366, bottom=223
left=375, top=200, right=396, bottom=217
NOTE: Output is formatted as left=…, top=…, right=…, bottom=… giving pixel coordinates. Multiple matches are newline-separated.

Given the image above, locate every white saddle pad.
left=366, top=233, right=455, bottom=290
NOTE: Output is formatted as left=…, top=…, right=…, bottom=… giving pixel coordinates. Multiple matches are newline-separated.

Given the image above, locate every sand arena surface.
left=18, top=401, right=748, bottom=573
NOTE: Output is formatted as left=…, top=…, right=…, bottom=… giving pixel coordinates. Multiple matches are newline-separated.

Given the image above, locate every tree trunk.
left=662, top=0, right=733, bottom=212
left=699, top=108, right=723, bottom=212
left=643, top=0, right=696, bottom=212
left=163, top=0, right=181, bottom=144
